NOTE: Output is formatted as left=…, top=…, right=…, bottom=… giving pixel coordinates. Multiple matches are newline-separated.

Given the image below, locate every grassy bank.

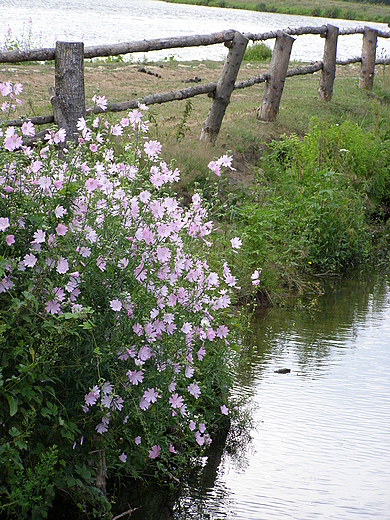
left=2, top=58, right=390, bottom=303
left=162, top=0, right=390, bottom=24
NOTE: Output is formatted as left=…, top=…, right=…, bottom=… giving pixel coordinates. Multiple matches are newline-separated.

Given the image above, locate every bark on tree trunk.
left=359, top=26, right=378, bottom=90
left=200, top=31, right=248, bottom=144
left=318, top=24, right=339, bottom=101
left=257, top=31, right=294, bottom=122
left=51, top=41, right=85, bottom=144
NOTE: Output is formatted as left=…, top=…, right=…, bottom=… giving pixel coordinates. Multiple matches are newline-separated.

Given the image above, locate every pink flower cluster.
left=1, top=83, right=243, bottom=464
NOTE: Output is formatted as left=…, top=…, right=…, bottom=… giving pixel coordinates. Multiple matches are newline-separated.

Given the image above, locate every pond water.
left=1, top=0, right=390, bottom=62
left=167, top=270, right=390, bottom=519
left=123, top=270, right=390, bottom=519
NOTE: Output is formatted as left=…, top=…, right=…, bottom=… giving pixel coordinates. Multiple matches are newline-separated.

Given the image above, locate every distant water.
left=1, top=0, right=390, bottom=62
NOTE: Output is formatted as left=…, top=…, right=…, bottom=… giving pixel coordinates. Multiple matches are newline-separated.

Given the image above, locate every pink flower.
left=197, top=345, right=206, bottom=361
left=85, top=178, right=99, bottom=192
left=143, top=388, right=159, bottom=404
left=32, top=229, right=46, bottom=244
left=208, top=160, right=221, bottom=177
left=187, top=383, right=201, bottom=399
left=93, top=95, right=107, bottom=111
left=21, top=121, right=35, bottom=137
left=56, top=256, right=69, bottom=274
left=85, top=386, right=100, bottom=407
left=195, top=431, right=205, bottom=446
left=127, top=370, right=144, bottom=385
left=144, top=140, right=162, bottom=159
left=79, top=246, right=91, bottom=258
left=216, top=325, right=229, bottom=339
left=119, top=453, right=127, bottom=463
left=185, top=365, right=194, bottom=379
left=139, top=397, right=150, bottom=410
left=199, top=423, right=206, bottom=434
left=156, top=246, right=171, bottom=263
left=14, top=83, right=23, bottom=95
left=189, top=420, right=196, bottom=431
left=45, top=300, right=61, bottom=315
left=148, top=445, right=161, bottom=459
left=169, top=393, right=184, bottom=409
left=4, top=127, right=22, bottom=151
left=251, top=269, right=260, bottom=286
left=230, top=237, right=242, bottom=250
left=0, top=217, right=10, bottom=232
left=55, top=223, right=68, bottom=236
left=6, top=234, right=14, bottom=246
left=217, top=154, right=235, bottom=170
left=138, top=346, right=152, bottom=361
left=55, top=205, right=67, bottom=218
left=111, top=124, right=123, bottom=136
left=135, top=436, right=142, bottom=445
left=110, top=299, right=122, bottom=312
left=38, top=176, right=52, bottom=190
left=169, top=443, right=177, bottom=454
left=181, top=322, right=192, bottom=335
left=220, top=405, right=229, bottom=415
left=96, top=257, right=106, bottom=271
left=23, top=253, right=37, bottom=268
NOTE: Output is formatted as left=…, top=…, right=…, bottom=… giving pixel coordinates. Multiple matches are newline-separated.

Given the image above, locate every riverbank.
left=162, top=0, right=390, bottom=24
left=2, top=58, right=390, bottom=303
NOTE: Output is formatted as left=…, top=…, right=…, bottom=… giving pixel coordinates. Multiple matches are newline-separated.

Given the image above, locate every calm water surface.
left=170, top=271, right=390, bottom=519
left=1, top=0, right=390, bottom=61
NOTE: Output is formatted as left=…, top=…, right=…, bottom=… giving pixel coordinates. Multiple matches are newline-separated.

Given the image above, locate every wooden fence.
left=1, top=24, right=390, bottom=144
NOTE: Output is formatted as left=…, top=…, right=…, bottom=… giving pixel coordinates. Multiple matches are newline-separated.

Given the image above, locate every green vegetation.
left=163, top=0, right=390, bottom=23
left=243, top=42, right=272, bottom=62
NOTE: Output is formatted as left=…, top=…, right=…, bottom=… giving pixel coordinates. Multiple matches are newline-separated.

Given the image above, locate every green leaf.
left=8, top=426, right=21, bottom=437
left=7, top=395, right=18, bottom=417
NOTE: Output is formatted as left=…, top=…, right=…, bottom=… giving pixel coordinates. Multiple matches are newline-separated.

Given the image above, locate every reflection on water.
left=173, top=270, right=390, bottom=519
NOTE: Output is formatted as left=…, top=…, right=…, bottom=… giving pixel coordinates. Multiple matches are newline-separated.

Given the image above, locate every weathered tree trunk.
left=51, top=41, right=85, bottom=144
left=200, top=31, right=248, bottom=144
left=318, top=24, right=339, bottom=101
left=257, top=31, right=294, bottom=122
left=359, top=26, right=378, bottom=90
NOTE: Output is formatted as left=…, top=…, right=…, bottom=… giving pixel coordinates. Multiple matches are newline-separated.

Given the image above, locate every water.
left=1, top=0, right=390, bottom=62
left=171, top=271, right=390, bottom=519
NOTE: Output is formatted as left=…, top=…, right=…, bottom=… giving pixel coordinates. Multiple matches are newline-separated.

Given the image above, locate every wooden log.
left=51, top=42, right=85, bottom=144
left=5, top=115, right=55, bottom=127
left=200, top=31, right=248, bottom=144
left=336, top=57, right=361, bottom=65
left=318, top=24, right=339, bottom=101
left=0, top=47, right=55, bottom=64
left=84, top=31, right=235, bottom=59
left=359, top=26, right=378, bottom=90
left=257, top=31, right=294, bottom=122
left=286, top=62, right=323, bottom=77
left=88, top=82, right=217, bottom=114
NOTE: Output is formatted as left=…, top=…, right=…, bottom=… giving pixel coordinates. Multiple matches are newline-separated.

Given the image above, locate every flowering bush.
left=0, top=82, right=242, bottom=517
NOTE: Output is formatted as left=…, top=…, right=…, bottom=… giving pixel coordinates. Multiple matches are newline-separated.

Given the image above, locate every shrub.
left=0, top=82, right=244, bottom=517
left=238, top=120, right=390, bottom=280
left=243, top=42, right=272, bottom=62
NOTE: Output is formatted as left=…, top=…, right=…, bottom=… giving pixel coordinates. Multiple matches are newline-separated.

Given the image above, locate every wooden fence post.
left=200, top=31, right=248, bottom=144
left=51, top=41, right=85, bottom=144
left=359, top=26, right=378, bottom=91
left=257, top=31, right=294, bottom=122
left=318, top=24, right=339, bottom=101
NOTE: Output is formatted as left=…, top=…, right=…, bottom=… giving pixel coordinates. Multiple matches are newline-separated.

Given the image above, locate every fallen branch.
left=112, top=507, right=140, bottom=520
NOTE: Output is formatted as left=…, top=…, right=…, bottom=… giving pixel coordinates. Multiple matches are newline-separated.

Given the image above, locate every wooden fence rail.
left=1, top=24, right=390, bottom=144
